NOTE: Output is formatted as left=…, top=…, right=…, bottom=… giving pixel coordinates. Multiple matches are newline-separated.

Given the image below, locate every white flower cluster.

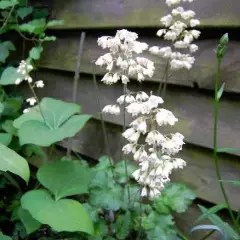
left=96, top=29, right=155, bottom=84
left=122, top=92, right=186, bottom=198
left=15, top=60, right=45, bottom=113
left=149, top=0, right=201, bottom=70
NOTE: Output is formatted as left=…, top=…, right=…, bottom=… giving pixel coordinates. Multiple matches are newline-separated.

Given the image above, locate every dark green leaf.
left=1, top=120, right=17, bottom=136
left=0, top=133, right=12, bottom=146
left=0, top=43, right=9, bottom=63
left=21, top=189, right=94, bottom=235
left=18, top=207, right=41, bottom=234
left=32, top=8, right=49, bottom=19
left=217, top=83, right=225, bottom=101
left=23, top=144, right=46, bottom=158
left=113, top=211, right=131, bottom=239
left=2, top=41, right=16, bottom=51
left=29, top=46, right=43, bottom=60
left=19, top=19, right=46, bottom=35
left=0, top=233, right=12, bottom=240
left=37, top=160, right=93, bottom=200
left=17, top=7, right=33, bottom=20
left=88, top=220, right=108, bottom=240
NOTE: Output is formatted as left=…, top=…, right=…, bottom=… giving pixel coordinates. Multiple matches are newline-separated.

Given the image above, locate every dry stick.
left=67, top=32, right=86, bottom=158
left=91, top=64, right=115, bottom=176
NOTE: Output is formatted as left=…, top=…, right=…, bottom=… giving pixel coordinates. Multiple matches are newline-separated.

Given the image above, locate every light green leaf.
left=37, top=161, right=93, bottom=200
left=217, top=83, right=225, bottom=101
left=0, top=0, right=18, bottom=9
left=46, top=20, right=64, bottom=28
left=219, top=180, right=240, bottom=186
left=0, top=43, right=9, bottom=63
left=0, top=233, right=12, bottom=240
left=0, top=66, right=24, bottom=85
left=0, top=143, right=30, bottom=182
left=29, top=46, right=43, bottom=60
left=89, top=185, right=123, bottom=211
left=18, top=207, right=41, bottom=234
left=18, top=114, right=91, bottom=146
left=41, top=36, right=56, bottom=42
left=113, top=211, right=131, bottom=239
left=198, top=205, right=239, bottom=240
left=2, top=41, right=16, bottom=51
left=1, top=120, right=17, bottom=135
left=114, top=160, right=137, bottom=183
left=19, top=19, right=46, bottom=35
left=17, top=7, right=33, bottom=19
left=194, top=203, right=227, bottom=224
left=0, top=133, right=12, bottom=146
left=154, top=183, right=196, bottom=214
left=21, top=189, right=94, bottom=235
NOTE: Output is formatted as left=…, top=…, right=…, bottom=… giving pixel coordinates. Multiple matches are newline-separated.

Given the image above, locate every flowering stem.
left=123, top=84, right=131, bottom=204
left=137, top=194, right=143, bottom=240
left=161, top=60, right=170, bottom=99
left=92, top=66, right=115, bottom=176
left=213, top=58, right=239, bottom=230
left=157, top=60, right=169, bottom=97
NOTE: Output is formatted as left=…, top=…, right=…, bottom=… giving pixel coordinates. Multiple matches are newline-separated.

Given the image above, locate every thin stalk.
left=0, top=5, right=15, bottom=32
left=137, top=194, right=143, bottom=240
left=123, top=84, right=131, bottom=204
left=67, top=32, right=86, bottom=157
left=177, top=230, right=189, bottom=240
left=92, top=65, right=115, bottom=177
left=213, top=58, right=238, bottom=229
left=161, top=60, right=170, bottom=99
left=199, top=230, right=215, bottom=240
left=157, top=60, right=169, bottom=96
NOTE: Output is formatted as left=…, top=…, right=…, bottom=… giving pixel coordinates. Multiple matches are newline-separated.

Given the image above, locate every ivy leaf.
left=2, top=41, right=16, bottom=51
left=14, top=98, right=91, bottom=146
left=0, top=66, right=24, bottom=85
left=2, top=97, right=24, bottom=118
left=0, top=233, right=12, bottom=240
left=46, top=20, right=64, bottom=28
left=21, top=189, right=94, bottom=235
left=88, top=219, right=108, bottom=240
left=114, top=160, right=137, bottom=183
left=113, top=211, right=131, bottom=239
left=2, top=120, right=18, bottom=136
left=89, top=184, right=124, bottom=211
left=37, top=160, right=93, bottom=200
left=0, top=43, right=9, bottom=63
left=17, top=7, right=33, bottom=20
left=0, top=143, right=30, bottom=183
left=0, top=0, right=18, bottom=9
left=19, top=19, right=46, bottom=35
left=154, top=183, right=196, bottom=214
left=18, top=207, right=41, bottom=234
left=0, top=133, right=12, bottom=146
left=41, top=36, right=56, bottom=42
left=29, top=46, right=43, bottom=60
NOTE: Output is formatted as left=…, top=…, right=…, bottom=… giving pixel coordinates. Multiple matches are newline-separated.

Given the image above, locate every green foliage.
left=18, top=18, right=46, bottom=35
left=0, top=133, right=12, bottom=146
left=29, top=45, right=43, bottom=60
left=14, top=97, right=91, bottom=146
left=0, top=143, right=29, bottom=182
left=0, top=0, right=18, bottom=9
left=17, top=6, right=33, bottom=19
left=114, top=159, right=136, bottom=183
left=0, top=233, right=12, bottom=240
left=21, top=189, right=94, bottom=235
left=0, top=66, right=24, bottom=85
left=37, top=160, right=93, bottom=200
left=153, top=183, right=196, bottom=214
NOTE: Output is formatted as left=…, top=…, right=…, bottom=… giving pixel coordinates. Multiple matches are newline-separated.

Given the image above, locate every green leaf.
left=17, top=7, right=33, bottom=20
left=0, top=102, right=4, bottom=114
left=114, top=160, right=137, bottom=183
left=21, top=189, right=94, bottom=235
left=0, top=0, right=18, bottom=9
left=2, top=41, right=16, bottom=51
left=19, top=19, right=46, bottom=35
left=154, top=183, right=196, bottom=214
left=0, top=66, right=24, bottom=85
left=194, top=203, right=227, bottom=224
left=217, top=148, right=240, bottom=154
left=0, top=43, right=9, bottom=63
left=89, top=184, right=123, bottom=211
left=18, top=207, right=41, bottom=234
left=2, top=96, right=24, bottom=117
left=32, top=8, right=49, bottom=19
left=41, top=36, right=56, bottom=42
left=23, top=144, right=46, bottom=158
left=219, top=180, right=240, bottom=186
left=83, top=203, right=99, bottom=222
left=0, top=143, right=30, bottom=182
left=113, top=211, right=131, bottom=239
left=0, top=233, right=12, bottom=240
left=37, top=161, right=93, bottom=200
left=217, top=83, right=225, bottom=101
left=198, top=205, right=239, bottom=240
left=88, top=220, right=108, bottom=240
left=14, top=98, right=91, bottom=146
left=1, top=120, right=17, bottom=135
left=142, top=212, right=176, bottom=240
left=46, top=20, right=64, bottom=28
left=29, top=46, right=43, bottom=60
left=0, top=133, right=12, bottom=146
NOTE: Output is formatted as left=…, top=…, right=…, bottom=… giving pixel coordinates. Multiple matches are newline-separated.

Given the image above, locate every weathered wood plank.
left=35, top=70, right=240, bottom=155
left=38, top=34, right=240, bottom=93
left=56, top=118, right=240, bottom=211
left=47, top=0, right=240, bottom=28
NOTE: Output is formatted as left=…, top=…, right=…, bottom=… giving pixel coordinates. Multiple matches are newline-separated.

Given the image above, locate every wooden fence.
left=32, top=0, right=240, bottom=238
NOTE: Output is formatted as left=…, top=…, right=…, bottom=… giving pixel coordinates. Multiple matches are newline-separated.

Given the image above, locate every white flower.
left=35, top=80, right=44, bottom=88
left=181, top=10, right=195, bottom=20
left=122, top=143, right=136, bottom=154
left=121, top=75, right=129, bottom=84
left=159, top=47, right=172, bottom=58
left=23, top=108, right=30, bottom=113
left=122, top=127, right=136, bottom=139
left=136, top=92, right=149, bottom=101
left=126, top=102, right=143, bottom=116
left=101, top=73, right=115, bottom=85
left=132, top=169, right=141, bottom=180
left=145, top=131, right=166, bottom=146
left=156, top=109, right=178, bottom=126
left=156, top=29, right=167, bottom=37
left=190, top=19, right=200, bottom=27
left=147, top=95, right=164, bottom=108
left=166, top=0, right=181, bottom=7
left=141, top=187, right=148, bottom=197
left=189, top=44, right=198, bottom=53
left=161, top=14, right=173, bottom=27
left=102, top=105, right=120, bottom=115
left=26, top=97, right=36, bottom=106
left=15, top=78, right=22, bottom=85
left=164, top=31, right=178, bottom=41
left=172, top=7, right=184, bottom=16
left=191, top=30, right=201, bottom=39
left=174, top=40, right=189, bottom=49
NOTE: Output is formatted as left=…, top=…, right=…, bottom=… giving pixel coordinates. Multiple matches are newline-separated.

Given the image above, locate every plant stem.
left=199, top=230, right=215, bottom=240
left=0, top=5, right=15, bottom=32
left=92, top=65, right=115, bottom=177
left=177, top=230, right=189, bottom=240
left=157, top=60, right=169, bottom=97
left=67, top=32, right=86, bottom=157
left=213, top=58, right=239, bottom=230
left=123, top=84, right=131, bottom=204
left=137, top=194, right=143, bottom=240
left=161, top=60, right=170, bottom=99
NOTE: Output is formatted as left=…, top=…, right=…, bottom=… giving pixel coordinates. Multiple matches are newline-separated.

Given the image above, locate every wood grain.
left=38, top=34, right=240, bottom=93
left=47, top=0, right=240, bottom=28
